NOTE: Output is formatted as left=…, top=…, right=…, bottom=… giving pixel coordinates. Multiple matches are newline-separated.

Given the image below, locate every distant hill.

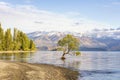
left=28, top=28, right=120, bottom=51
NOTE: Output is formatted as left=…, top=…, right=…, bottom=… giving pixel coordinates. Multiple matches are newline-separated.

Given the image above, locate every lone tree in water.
left=58, top=34, right=80, bottom=59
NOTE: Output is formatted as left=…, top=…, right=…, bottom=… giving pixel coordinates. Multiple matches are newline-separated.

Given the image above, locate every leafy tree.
left=4, top=28, right=13, bottom=51
left=13, top=28, right=17, bottom=41
left=15, top=30, right=30, bottom=51
left=21, top=33, right=30, bottom=51
left=16, top=30, right=23, bottom=50
left=29, top=40, right=36, bottom=50
left=13, top=28, right=18, bottom=50
left=0, top=23, right=4, bottom=50
left=58, top=34, right=80, bottom=59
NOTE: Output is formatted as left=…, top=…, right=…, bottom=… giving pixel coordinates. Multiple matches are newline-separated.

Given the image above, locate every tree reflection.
left=61, top=59, right=81, bottom=69
left=0, top=52, right=34, bottom=62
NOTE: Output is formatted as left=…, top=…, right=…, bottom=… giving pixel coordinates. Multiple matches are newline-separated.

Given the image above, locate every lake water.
left=0, top=51, right=120, bottom=80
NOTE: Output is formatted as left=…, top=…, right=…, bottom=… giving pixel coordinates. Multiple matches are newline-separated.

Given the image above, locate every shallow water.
left=0, top=51, right=120, bottom=80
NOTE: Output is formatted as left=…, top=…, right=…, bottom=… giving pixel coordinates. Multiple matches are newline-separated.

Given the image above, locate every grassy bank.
left=0, top=61, right=79, bottom=80
left=0, top=51, right=36, bottom=53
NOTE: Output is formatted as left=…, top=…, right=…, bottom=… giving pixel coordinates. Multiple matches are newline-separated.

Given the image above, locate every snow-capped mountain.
left=28, top=28, right=120, bottom=51
left=87, top=28, right=120, bottom=39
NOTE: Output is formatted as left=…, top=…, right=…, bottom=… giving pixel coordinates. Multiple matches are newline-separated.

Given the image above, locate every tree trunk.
left=61, top=52, right=66, bottom=60
left=61, top=48, right=71, bottom=60
left=66, top=49, right=70, bottom=54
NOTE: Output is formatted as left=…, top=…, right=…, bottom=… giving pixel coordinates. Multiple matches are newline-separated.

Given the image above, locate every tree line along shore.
left=0, top=23, right=36, bottom=51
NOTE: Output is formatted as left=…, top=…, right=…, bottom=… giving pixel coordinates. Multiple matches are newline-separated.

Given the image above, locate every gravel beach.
left=0, top=61, right=79, bottom=80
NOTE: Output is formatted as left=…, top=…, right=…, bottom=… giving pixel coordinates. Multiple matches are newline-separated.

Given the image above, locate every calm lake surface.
left=0, top=51, right=120, bottom=80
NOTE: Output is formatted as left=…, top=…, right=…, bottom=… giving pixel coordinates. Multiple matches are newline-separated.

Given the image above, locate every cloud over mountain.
left=0, top=1, right=112, bottom=33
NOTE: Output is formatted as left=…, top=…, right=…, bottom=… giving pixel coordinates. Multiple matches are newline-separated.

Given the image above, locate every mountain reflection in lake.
left=0, top=51, right=120, bottom=80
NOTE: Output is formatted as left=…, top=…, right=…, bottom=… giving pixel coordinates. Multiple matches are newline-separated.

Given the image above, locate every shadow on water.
left=61, top=59, right=81, bottom=70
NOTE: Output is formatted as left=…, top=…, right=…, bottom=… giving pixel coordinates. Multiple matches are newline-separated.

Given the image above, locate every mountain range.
left=28, top=28, right=120, bottom=51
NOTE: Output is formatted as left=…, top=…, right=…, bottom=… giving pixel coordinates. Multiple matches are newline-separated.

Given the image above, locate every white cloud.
left=112, top=2, right=120, bottom=5
left=0, top=1, right=111, bottom=33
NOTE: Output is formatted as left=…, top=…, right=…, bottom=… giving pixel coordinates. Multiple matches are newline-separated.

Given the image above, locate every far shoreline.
left=0, top=51, right=36, bottom=53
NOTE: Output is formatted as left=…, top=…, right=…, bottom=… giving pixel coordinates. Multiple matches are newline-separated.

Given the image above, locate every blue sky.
left=0, top=0, right=120, bottom=33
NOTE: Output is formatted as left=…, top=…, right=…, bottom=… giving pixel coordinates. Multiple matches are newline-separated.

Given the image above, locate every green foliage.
left=4, top=28, right=13, bottom=51
left=57, top=47, right=63, bottom=51
left=0, top=23, right=36, bottom=51
left=21, top=33, right=30, bottom=51
left=58, top=34, right=80, bottom=51
left=29, top=40, right=36, bottom=50
left=0, top=24, right=4, bottom=51
left=75, top=51, right=81, bottom=56
left=58, top=34, right=80, bottom=58
left=13, top=28, right=19, bottom=50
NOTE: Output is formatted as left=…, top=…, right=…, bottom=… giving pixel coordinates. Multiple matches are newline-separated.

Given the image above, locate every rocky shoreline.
left=0, top=61, right=79, bottom=80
